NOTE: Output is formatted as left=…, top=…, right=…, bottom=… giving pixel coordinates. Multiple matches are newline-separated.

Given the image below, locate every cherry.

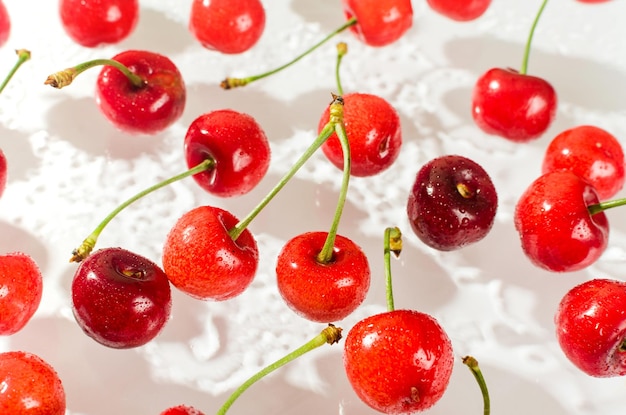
left=317, top=92, right=402, bottom=177
left=59, top=0, right=139, bottom=47
left=0, top=252, right=43, bottom=335
left=471, top=0, right=557, bottom=142
left=162, top=205, right=259, bottom=301
left=576, top=0, right=611, bottom=2
left=161, top=405, right=206, bottom=415
left=407, top=154, right=498, bottom=251
left=555, top=278, right=626, bottom=377
left=185, top=109, right=271, bottom=197
left=276, top=231, right=371, bottom=322
left=342, top=0, right=413, bottom=47
left=0, top=0, right=9, bottom=47
left=71, top=247, right=172, bottom=348
left=426, top=0, right=492, bottom=21
left=514, top=170, right=609, bottom=272
left=542, top=125, right=625, bottom=200
left=45, top=50, right=186, bottom=135
left=189, top=0, right=266, bottom=54
left=0, top=148, right=6, bottom=198
left=0, top=351, right=66, bottom=414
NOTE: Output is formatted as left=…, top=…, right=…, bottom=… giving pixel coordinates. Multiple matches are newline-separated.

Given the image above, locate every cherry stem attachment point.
left=462, top=355, right=491, bottom=415
left=216, top=324, right=343, bottom=415
left=384, top=226, right=402, bottom=312
left=587, top=197, right=626, bottom=216
left=335, top=42, right=348, bottom=96
left=220, top=17, right=357, bottom=90
left=70, top=159, right=215, bottom=262
left=520, top=0, right=549, bottom=75
left=0, top=49, right=31, bottom=95
left=44, top=58, right=145, bottom=89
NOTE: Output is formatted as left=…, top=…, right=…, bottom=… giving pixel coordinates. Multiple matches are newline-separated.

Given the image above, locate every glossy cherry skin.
left=344, top=309, right=454, bottom=413
left=96, top=50, right=186, bottom=135
left=514, top=170, right=609, bottom=272
left=426, top=0, right=491, bottom=21
left=71, top=247, right=172, bottom=349
left=0, top=252, right=43, bottom=335
left=317, top=93, right=402, bottom=177
left=189, top=0, right=265, bottom=54
left=276, top=232, right=370, bottom=323
left=161, top=405, right=206, bottom=415
left=162, top=205, right=259, bottom=301
left=542, top=125, right=625, bottom=200
left=555, top=278, right=626, bottom=377
left=407, top=155, right=498, bottom=251
left=342, top=0, right=413, bottom=47
left=0, top=0, right=9, bottom=47
left=0, top=351, right=66, bottom=414
left=59, top=0, right=139, bottom=47
left=472, top=67, right=557, bottom=142
left=0, top=149, right=6, bottom=198
left=185, top=110, right=271, bottom=197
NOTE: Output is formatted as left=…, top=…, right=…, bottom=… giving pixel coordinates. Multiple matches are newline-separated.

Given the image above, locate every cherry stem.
left=44, top=58, right=145, bottom=89
left=216, top=324, right=343, bottom=415
left=335, top=42, right=348, bottom=96
left=220, top=17, right=357, bottom=89
left=462, top=355, right=491, bottom=415
left=520, top=0, right=549, bottom=75
left=70, top=159, right=215, bottom=262
left=384, top=227, right=402, bottom=312
left=587, top=197, right=626, bottom=216
left=620, top=339, right=626, bottom=352
left=0, top=49, right=31, bottom=95
left=228, top=95, right=345, bottom=241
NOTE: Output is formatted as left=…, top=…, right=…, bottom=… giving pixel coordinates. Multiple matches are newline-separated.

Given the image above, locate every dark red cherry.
left=426, top=0, right=492, bottom=21
left=0, top=0, right=9, bottom=47
left=342, top=0, right=413, bottom=47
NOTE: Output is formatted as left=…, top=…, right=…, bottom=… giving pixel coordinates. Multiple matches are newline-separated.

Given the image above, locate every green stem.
left=384, top=227, right=402, bottom=312
left=0, top=49, right=31, bottom=94
left=462, top=356, right=490, bottom=415
left=520, top=0, right=549, bottom=75
left=335, top=42, right=348, bottom=96
left=587, top=197, right=626, bottom=216
left=216, top=324, right=343, bottom=415
left=70, top=159, right=215, bottom=262
left=45, top=58, right=145, bottom=89
left=228, top=95, right=345, bottom=241
left=221, top=18, right=357, bottom=89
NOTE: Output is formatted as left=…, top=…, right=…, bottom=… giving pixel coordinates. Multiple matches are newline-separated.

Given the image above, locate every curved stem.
left=216, top=324, right=343, bottom=415
left=587, top=197, right=626, bottom=216
left=221, top=18, right=357, bottom=89
left=0, top=49, right=31, bottom=95
left=335, top=42, right=348, bottom=96
left=462, top=356, right=490, bottom=415
left=520, top=0, right=549, bottom=75
left=70, top=159, right=215, bottom=262
left=384, top=227, right=402, bottom=312
left=45, top=58, right=145, bottom=89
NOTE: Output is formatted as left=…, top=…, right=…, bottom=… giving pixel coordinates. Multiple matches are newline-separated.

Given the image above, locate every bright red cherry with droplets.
left=317, top=93, right=402, bottom=177
left=59, top=0, right=139, bottom=47
left=0, top=149, right=6, bottom=198
left=514, top=170, right=609, bottom=272
left=189, top=0, right=266, bottom=54
left=71, top=247, right=172, bottom=349
left=342, top=0, right=413, bottom=47
left=162, top=205, right=259, bottom=301
left=0, top=351, right=66, bottom=414
left=185, top=110, right=271, bottom=197
left=161, top=405, right=206, bottom=415
left=0, top=252, right=43, bottom=335
left=344, top=309, right=454, bottom=413
left=426, top=0, right=492, bottom=21
left=542, top=125, right=625, bottom=200
left=276, top=231, right=370, bottom=323
left=555, top=278, right=626, bottom=377
left=0, top=1, right=9, bottom=47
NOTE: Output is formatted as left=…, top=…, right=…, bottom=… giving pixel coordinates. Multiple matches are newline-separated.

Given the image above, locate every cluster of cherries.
left=0, top=0, right=624, bottom=414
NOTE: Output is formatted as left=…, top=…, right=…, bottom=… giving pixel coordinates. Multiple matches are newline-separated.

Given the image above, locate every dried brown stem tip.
left=220, top=77, right=248, bottom=90
left=322, top=323, right=343, bottom=345
left=44, top=68, right=78, bottom=89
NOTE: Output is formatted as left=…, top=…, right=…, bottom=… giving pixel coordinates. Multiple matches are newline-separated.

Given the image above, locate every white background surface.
left=1, top=0, right=626, bottom=414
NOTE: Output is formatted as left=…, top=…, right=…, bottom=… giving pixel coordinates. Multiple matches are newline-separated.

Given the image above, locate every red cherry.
left=317, top=93, right=402, bottom=177
left=59, top=0, right=139, bottom=47
left=0, top=1, right=10, bottom=47
left=162, top=205, right=259, bottom=301
left=576, top=0, right=611, bottom=3
left=471, top=67, right=557, bottom=142
left=0, top=351, right=66, bottom=414
left=514, top=170, right=609, bottom=272
left=555, top=278, right=626, bottom=377
left=426, top=0, right=492, bottom=21
left=0, top=149, right=6, bottom=198
left=71, top=247, right=172, bottom=349
left=189, top=0, right=266, bottom=54
left=542, top=125, right=625, bottom=200
left=185, top=110, right=271, bottom=197
left=342, top=0, right=413, bottom=47
left=0, top=252, right=43, bottom=335
left=161, top=405, right=206, bottom=415
left=96, top=50, right=186, bottom=135
left=276, top=231, right=370, bottom=323
left=344, top=309, right=454, bottom=413
left=407, top=155, right=498, bottom=251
